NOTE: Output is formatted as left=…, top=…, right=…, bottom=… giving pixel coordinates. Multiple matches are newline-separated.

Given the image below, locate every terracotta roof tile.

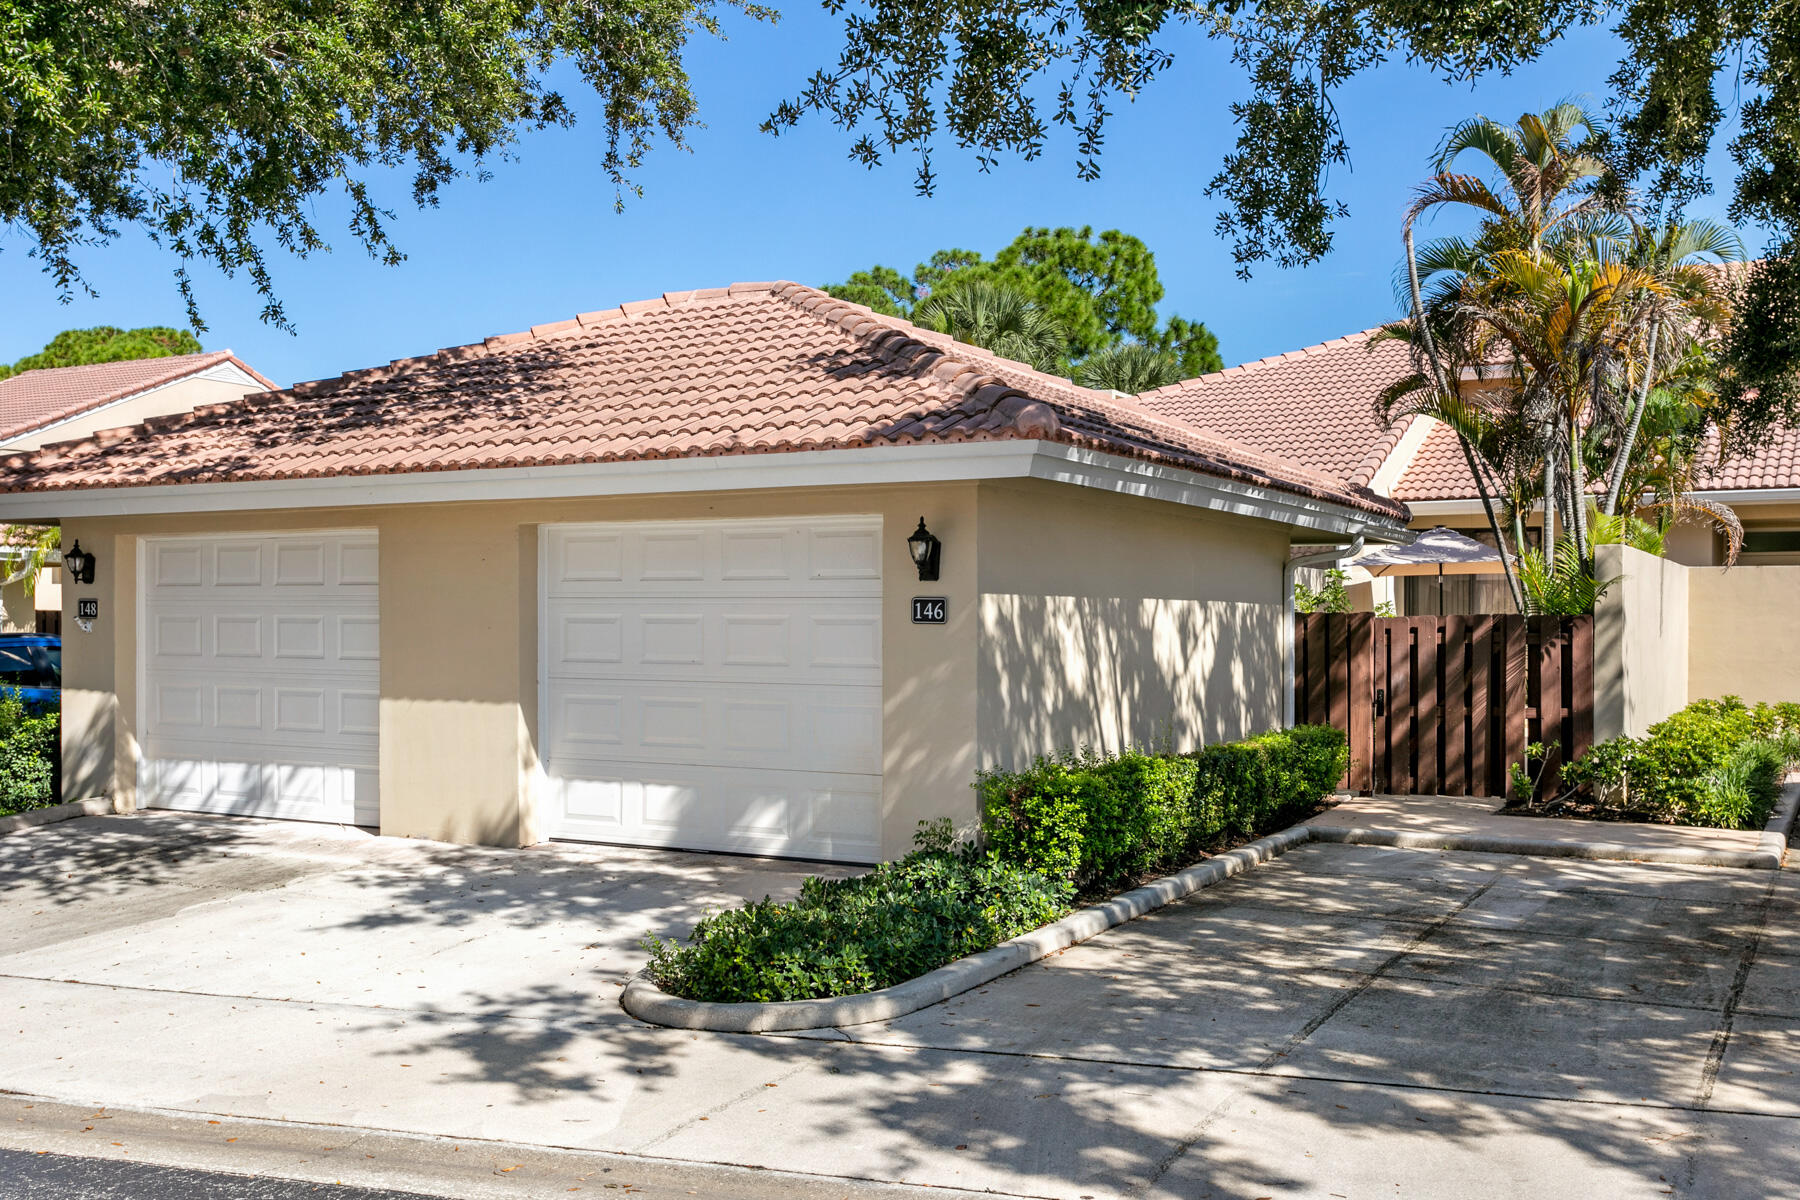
left=1137, top=329, right=1413, bottom=487
left=0, top=282, right=1405, bottom=520
left=1392, top=417, right=1800, bottom=501
left=0, top=351, right=275, bottom=446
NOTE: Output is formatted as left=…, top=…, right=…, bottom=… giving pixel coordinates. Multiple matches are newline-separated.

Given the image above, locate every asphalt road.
left=0, top=1147, right=444, bottom=1199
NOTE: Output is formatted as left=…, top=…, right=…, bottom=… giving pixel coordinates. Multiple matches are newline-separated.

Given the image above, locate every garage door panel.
left=551, top=764, right=882, bottom=860
left=547, top=601, right=882, bottom=685
left=546, top=681, right=880, bottom=775
left=146, top=759, right=377, bottom=825
left=546, top=518, right=882, bottom=599
left=142, top=531, right=379, bottom=827
left=543, top=517, right=883, bottom=862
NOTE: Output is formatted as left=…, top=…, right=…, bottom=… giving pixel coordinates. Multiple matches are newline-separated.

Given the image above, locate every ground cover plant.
left=644, top=726, right=1347, bottom=1003
left=0, top=689, right=58, bottom=816
left=1538, top=697, right=1800, bottom=829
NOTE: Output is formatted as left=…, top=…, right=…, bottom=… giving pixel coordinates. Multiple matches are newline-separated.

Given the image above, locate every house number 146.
left=911, top=596, right=947, bottom=624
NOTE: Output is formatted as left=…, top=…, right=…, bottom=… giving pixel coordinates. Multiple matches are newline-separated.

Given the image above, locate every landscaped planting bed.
left=1516, top=697, right=1800, bottom=829
left=643, top=725, right=1348, bottom=1003
left=0, top=690, right=58, bottom=818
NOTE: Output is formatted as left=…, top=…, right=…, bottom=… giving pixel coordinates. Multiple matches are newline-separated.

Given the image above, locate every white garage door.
left=541, top=516, right=883, bottom=862
left=140, top=531, right=380, bottom=825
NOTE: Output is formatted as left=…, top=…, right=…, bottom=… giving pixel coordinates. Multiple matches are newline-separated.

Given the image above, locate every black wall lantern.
left=63, top=539, right=96, bottom=585
left=906, top=517, right=941, bottom=582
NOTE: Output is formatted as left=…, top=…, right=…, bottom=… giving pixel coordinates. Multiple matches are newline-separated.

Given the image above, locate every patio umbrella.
left=1344, top=526, right=1503, bottom=616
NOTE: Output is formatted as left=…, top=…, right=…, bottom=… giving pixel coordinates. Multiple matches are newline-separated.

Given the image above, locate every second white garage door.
left=541, top=516, right=883, bottom=862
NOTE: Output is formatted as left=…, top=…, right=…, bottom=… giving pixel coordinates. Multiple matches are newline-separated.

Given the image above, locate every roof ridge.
left=761, top=282, right=1382, bottom=495
left=764, top=281, right=1064, bottom=439
left=1, top=281, right=1409, bottom=521
left=1137, top=324, right=1396, bottom=399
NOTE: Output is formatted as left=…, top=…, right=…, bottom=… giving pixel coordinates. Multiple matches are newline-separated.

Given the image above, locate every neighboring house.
left=0, top=351, right=277, bottom=632
left=0, top=281, right=1407, bottom=858
left=1139, top=328, right=1800, bottom=610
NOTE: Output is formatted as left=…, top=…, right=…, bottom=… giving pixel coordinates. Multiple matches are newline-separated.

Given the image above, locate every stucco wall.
left=1594, top=544, right=1689, bottom=740
left=1688, top=564, right=1800, bottom=705
left=54, top=483, right=980, bottom=857
left=974, top=480, right=1286, bottom=769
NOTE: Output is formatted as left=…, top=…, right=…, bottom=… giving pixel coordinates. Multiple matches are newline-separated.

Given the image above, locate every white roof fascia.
left=0, top=440, right=1410, bottom=540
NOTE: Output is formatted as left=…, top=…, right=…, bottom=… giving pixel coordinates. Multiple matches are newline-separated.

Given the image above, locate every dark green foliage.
left=0, top=689, right=58, bottom=815
left=779, top=0, right=1800, bottom=276
left=978, top=726, right=1346, bottom=894
left=1293, top=567, right=1351, bottom=614
left=643, top=833, right=1070, bottom=1003
left=646, top=726, right=1348, bottom=1003
left=824, top=226, right=1221, bottom=379
left=1718, top=256, right=1800, bottom=459
left=3, top=0, right=766, bottom=328
left=1557, top=697, right=1800, bottom=828
left=1, top=327, right=202, bottom=380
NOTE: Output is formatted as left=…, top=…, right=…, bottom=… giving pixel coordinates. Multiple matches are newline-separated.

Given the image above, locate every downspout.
left=1282, top=534, right=1365, bottom=728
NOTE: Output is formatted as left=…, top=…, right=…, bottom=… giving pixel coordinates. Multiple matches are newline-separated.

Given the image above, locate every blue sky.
left=0, top=13, right=1751, bottom=389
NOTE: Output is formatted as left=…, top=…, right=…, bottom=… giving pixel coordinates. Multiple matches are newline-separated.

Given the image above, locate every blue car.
left=0, top=634, right=59, bottom=712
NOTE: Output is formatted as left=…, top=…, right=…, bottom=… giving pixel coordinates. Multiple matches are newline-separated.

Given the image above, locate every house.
left=0, top=351, right=276, bottom=631
left=1139, top=328, right=1800, bottom=611
left=0, top=282, right=1407, bottom=859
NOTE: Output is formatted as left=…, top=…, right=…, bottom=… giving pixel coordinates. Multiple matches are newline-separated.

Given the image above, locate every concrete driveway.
left=1, top=812, right=1796, bottom=1198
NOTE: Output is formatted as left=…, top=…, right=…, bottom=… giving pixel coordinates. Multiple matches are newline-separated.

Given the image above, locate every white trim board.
left=0, top=441, right=1411, bottom=540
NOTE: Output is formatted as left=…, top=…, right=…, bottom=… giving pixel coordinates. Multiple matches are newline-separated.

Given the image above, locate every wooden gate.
left=1294, top=614, right=1594, bottom=798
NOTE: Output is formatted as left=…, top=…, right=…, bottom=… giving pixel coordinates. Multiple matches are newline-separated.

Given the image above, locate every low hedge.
left=644, top=726, right=1348, bottom=1003
left=0, top=689, right=57, bottom=817
left=979, top=725, right=1347, bottom=896
left=643, top=822, right=1070, bottom=1003
left=1558, top=697, right=1800, bottom=829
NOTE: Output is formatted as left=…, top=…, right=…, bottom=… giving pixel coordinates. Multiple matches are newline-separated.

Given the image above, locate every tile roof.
left=0, top=282, right=1405, bottom=521
left=1135, top=328, right=1417, bottom=487
left=1694, top=426, right=1800, bottom=492
left=1392, top=418, right=1800, bottom=501
left=0, top=351, right=274, bottom=446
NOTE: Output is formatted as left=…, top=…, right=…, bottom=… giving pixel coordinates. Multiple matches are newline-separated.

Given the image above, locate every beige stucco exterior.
left=53, top=476, right=1298, bottom=858
left=1594, top=544, right=1689, bottom=740
left=975, top=480, right=1285, bottom=766
left=1688, top=563, right=1800, bottom=705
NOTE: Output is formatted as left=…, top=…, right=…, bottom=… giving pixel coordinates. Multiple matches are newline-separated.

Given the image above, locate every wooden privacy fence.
left=1295, top=614, right=1594, bottom=798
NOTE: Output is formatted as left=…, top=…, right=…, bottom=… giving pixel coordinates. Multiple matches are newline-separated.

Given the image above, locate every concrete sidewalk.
left=1311, top=788, right=1796, bottom=868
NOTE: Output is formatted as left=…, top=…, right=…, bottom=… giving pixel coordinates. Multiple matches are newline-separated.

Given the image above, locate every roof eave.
left=0, top=440, right=1410, bottom=538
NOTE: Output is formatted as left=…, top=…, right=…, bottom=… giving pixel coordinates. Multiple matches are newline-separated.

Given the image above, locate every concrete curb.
left=1310, top=775, right=1800, bottom=871
left=1759, top=776, right=1800, bottom=865
left=621, top=825, right=1312, bottom=1033
left=0, top=796, right=114, bottom=836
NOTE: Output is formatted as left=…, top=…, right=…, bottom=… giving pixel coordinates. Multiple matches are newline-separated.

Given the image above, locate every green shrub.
left=642, top=829, right=1071, bottom=1003
left=980, top=725, right=1346, bottom=895
left=647, top=726, right=1350, bottom=1004
left=0, top=689, right=57, bottom=816
left=1559, top=697, right=1800, bottom=828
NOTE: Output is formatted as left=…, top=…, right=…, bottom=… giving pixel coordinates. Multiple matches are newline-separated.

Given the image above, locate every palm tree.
left=1597, top=216, right=1741, bottom=517
left=1074, top=343, right=1182, bottom=392
left=911, top=280, right=1069, bottom=373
